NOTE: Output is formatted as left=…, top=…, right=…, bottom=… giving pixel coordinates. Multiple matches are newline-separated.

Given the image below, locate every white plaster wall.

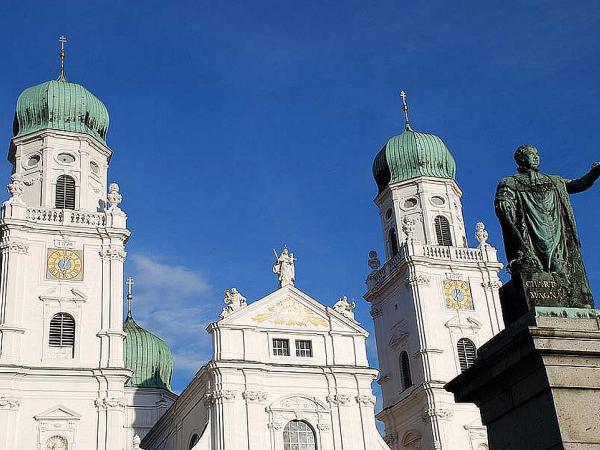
left=142, top=287, right=389, bottom=450
left=0, top=130, right=132, bottom=450
left=368, top=177, right=503, bottom=450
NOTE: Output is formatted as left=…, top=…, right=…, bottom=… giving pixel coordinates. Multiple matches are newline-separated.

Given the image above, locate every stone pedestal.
left=445, top=307, right=600, bottom=450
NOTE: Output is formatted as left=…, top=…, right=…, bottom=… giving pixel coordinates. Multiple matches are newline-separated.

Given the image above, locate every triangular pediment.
left=34, top=405, right=81, bottom=422
left=216, top=285, right=366, bottom=335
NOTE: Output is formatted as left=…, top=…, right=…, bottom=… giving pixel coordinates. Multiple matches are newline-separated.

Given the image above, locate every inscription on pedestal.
left=521, top=273, right=567, bottom=307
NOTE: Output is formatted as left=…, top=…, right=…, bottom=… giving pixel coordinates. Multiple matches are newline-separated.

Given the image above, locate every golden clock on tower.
left=46, top=248, right=83, bottom=281
left=443, top=279, right=473, bottom=310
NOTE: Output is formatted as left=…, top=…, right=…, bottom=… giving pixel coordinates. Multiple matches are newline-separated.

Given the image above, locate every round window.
left=431, top=196, right=445, bottom=206
left=90, top=161, right=100, bottom=174
left=26, top=154, right=41, bottom=168
left=385, top=208, right=393, bottom=219
left=403, top=198, right=418, bottom=209
left=57, top=153, right=75, bottom=164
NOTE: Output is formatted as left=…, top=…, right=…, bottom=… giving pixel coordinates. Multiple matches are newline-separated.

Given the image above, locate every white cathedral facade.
left=0, top=52, right=506, bottom=450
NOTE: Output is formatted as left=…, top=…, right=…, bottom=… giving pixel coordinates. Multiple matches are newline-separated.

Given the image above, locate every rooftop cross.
left=400, top=90, right=413, bottom=131
left=126, top=276, right=134, bottom=317
left=58, top=35, right=67, bottom=81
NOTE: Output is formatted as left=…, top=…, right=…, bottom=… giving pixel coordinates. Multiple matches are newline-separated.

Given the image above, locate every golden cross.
left=400, top=90, right=412, bottom=131
left=59, top=35, right=67, bottom=80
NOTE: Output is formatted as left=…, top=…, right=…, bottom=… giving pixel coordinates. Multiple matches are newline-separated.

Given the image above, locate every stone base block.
left=445, top=308, right=600, bottom=450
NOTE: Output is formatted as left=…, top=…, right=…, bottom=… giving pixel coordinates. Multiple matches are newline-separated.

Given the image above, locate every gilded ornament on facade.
left=46, top=248, right=83, bottom=281
left=443, top=279, right=473, bottom=310
left=251, top=297, right=328, bottom=328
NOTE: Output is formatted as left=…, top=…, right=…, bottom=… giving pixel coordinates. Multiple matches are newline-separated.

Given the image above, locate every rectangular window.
left=295, top=340, right=313, bottom=357
left=273, top=338, right=290, bottom=356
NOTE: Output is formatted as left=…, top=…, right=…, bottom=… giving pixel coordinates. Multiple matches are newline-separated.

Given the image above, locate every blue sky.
left=1, top=1, right=600, bottom=398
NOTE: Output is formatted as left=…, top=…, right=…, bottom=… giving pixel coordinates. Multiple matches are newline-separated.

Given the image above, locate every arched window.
left=55, top=175, right=76, bottom=209
left=49, top=313, right=75, bottom=358
left=400, top=351, right=413, bottom=390
left=434, top=215, right=453, bottom=246
left=457, top=338, right=477, bottom=372
left=189, top=434, right=200, bottom=449
left=283, top=420, right=316, bottom=450
left=389, top=227, right=399, bottom=256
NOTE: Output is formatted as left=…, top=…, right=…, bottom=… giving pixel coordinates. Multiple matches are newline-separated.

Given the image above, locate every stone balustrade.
left=366, top=241, right=497, bottom=292
left=23, top=207, right=106, bottom=227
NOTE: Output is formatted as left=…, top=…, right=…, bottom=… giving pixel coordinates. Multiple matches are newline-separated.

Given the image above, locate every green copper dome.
left=373, top=129, right=456, bottom=193
left=13, top=78, right=109, bottom=144
left=123, top=313, right=173, bottom=390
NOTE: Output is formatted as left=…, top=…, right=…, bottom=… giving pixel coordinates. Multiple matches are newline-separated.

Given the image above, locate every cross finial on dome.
left=400, top=91, right=413, bottom=131
left=126, top=276, right=134, bottom=318
left=58, top=35, right=67, bottom=81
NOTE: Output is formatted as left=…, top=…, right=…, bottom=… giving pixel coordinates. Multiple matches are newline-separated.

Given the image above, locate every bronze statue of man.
left=495, top=145, right=600, bottom=318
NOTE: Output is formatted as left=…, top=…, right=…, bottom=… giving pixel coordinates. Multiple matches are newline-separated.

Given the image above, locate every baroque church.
left=0, top=46, right=504, bottom=450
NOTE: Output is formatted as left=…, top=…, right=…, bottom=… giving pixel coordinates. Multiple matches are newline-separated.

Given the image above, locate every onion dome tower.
left=371, top=91, right=465, bottom=258
left=12, top=43, right=109, bottom=145
left=364, top=93, right=503, bottom=450
left=123, top=278, right=174, bottom=390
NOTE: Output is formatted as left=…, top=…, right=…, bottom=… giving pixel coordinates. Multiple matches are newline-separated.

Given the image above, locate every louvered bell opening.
left=434, top=215, right=453, bottom=246
left=49, top=313, right=75, bottom=358
left=55, top=175, right=76, bottom=209
left=457, top=338, right=476, bottom=372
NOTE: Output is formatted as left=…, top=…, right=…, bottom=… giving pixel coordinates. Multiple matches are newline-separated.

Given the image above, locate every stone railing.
left=24, top=208, right=106, bottom=227
left=366, top=241, right=497, bottom=292
left=423, top=245, right=483, bottom=262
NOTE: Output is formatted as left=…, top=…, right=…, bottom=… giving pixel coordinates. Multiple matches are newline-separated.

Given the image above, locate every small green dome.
left=124, top=313, right=173, bottom=390
left=373, top=129, right=456, bottom=193
left=13, top=78, right=109, bottom=144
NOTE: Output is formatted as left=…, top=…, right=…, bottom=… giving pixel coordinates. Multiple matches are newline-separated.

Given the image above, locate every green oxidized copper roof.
left=123, top=312, right=173, bottom=390
left=373, top=129, right=456, bottom=194
left=13, top=77, right=109, bottom=144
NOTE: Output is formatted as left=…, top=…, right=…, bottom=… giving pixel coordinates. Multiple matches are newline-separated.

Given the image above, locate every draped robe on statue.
left=495, top=171, right=593, bottom=308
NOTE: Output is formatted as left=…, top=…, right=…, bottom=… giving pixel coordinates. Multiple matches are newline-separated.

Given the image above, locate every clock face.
left=443, top=279, right=473, bottom=310
left=46, top=435, right=68, bottom=450
left=47, top=249, right=83, bottom=281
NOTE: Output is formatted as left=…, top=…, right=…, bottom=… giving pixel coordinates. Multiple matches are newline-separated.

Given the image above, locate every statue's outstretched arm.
left=566, top=162, right=600, bottom=194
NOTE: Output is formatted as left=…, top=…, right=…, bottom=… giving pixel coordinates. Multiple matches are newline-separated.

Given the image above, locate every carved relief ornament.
left=421, top=407, right=453, bottom=422
left=99, top=247, right=126, bottom=261
left=251, top=296, right=328, bottom=328
left=0, top=239, right=29, bottom=254
left=406, top=274, right=431, bottom=287
left=0, top=396, right=21, bottom=409
left=326, top=394, right=351, bottom=405
left=243, top=390, right=267, bottom=402
left=356, top=394, right=376, bottom=407
left=95, top=397, right=125, bottom=410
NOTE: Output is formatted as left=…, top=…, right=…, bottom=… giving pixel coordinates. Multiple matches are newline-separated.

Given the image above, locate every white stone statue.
left=221, top=287, right=247, bottom=318
left=107, top=182, right=122, bottom=211
left=475, top=222, right=489, bottom=248
left=333, top=295, right=356, bottom=321
left=273, top=245, right=296, bottom=287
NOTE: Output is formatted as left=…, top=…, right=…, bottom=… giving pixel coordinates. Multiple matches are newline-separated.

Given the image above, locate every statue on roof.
left=273, top=245, right=296, bottom=287
left=495, top=144, right=600, bottom=321
left=221, top=288, right=247, bottom=318
left=334, top=296, right=356, bottom=321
